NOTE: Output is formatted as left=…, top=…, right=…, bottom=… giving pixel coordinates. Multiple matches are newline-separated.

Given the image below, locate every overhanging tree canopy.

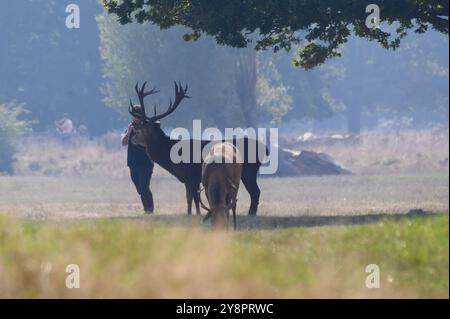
left=102, top=0, right=448, bottom=69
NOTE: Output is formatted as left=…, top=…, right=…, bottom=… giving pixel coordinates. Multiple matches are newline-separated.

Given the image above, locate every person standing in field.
left=121, top=108, right=155, bottom=213
left=55, top=113, right=75, bottom=139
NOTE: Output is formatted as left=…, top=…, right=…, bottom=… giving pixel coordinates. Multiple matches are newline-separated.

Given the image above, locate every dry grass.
left=1, top=128, right=448, bottom=298
left=0, top=174, right=447, bottom=220
left=12, top=133, right=170, bottom=179
left=11, top=128, right=449, bottom=178
left=0, top=174, right=447, bottom=298
left=283, top=127, right=449, bottom=174
left=0, top=214, right=447, bottom=298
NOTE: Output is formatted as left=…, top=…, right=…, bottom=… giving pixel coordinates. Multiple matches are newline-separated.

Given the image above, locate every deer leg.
left=226, top=193, right=237, bottom=231
left=185, top=184, right=193, bottom=215
left=192, top=184, right=201, bottom=215
left=232, top=202, right=237, bottom=231
left=241, top=167, right=260, bottom=216
left=141, top=165, right=154, bottom=213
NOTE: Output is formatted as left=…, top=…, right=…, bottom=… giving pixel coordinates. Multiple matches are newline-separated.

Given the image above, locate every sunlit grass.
left=0, top=173, right=448, bottom=218
left=0, top=214, right=447, bottom=298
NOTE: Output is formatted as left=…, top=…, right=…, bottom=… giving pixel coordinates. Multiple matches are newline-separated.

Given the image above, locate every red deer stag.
left=129, top=81, right=267, bottom=216
left=199, top=142, right=242, bottom=230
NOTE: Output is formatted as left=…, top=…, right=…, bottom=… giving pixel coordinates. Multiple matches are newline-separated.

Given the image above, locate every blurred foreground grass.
left=0, top=214, right=448, bottom=298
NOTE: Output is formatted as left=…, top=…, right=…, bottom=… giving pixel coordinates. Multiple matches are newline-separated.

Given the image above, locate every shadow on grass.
left=108, top=210, right=441, bottom=230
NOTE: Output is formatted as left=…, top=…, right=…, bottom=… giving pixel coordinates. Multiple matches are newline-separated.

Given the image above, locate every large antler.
left=129, top=81, right=159, bottom=119
left=149, top=81, right=190, bottom=122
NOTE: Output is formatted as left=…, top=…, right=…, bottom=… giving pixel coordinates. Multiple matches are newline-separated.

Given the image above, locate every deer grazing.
left=129, top=81, right=267, bottom=216
left=199, top=142, right=242, bottom=230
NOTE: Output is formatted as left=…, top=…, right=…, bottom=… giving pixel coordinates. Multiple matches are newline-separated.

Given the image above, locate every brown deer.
left=199, top=142, right=242, bottom=230
left=129, top=81, right=266, bottom=216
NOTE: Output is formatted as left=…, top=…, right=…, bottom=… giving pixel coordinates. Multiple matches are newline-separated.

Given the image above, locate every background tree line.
left=0, top=0, right=448, bottom=172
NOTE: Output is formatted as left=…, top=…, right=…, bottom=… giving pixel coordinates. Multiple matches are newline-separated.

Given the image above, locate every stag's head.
left=129, top=81, right=190, bottom=147
left=199, top=189, right=236, bottom=229
left=210, top=207, right=230, bottom=229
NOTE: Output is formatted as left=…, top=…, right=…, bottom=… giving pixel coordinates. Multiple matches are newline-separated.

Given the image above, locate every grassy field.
left=0, top=214, right=447, bottom=298
left=0, top=173, right=448, bottom=298
left=0, top=173, right=448, bottom=219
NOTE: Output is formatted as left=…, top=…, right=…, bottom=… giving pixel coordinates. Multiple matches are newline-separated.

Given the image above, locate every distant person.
left=55, top=113, right=74, bottom=137
left=122, top=108, right=154, bottom=213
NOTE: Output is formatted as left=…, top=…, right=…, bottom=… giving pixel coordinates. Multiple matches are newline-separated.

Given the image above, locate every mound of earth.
left=275, top=147, right=351, bottom=177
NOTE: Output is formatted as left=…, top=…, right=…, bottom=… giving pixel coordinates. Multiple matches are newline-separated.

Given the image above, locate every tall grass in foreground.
left=0, top=214, right=447, bottom=298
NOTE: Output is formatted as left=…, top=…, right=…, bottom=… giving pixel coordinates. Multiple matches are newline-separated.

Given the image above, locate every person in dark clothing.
left=122, top=113, right=155, bottom=213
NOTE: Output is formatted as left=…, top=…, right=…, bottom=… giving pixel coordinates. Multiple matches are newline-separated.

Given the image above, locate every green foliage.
left=256, top=57, right=293, bottom=125
left=102, top=0, right=448, bottom=70
left=320, top=32, right=449, bottom=126
left=98, top=15, right=239, bottom=127
left=97, top=14, right=293, bottom=127
left=0, top=1, right=116, bottom=134
left=0, top=102, right=29, bottom=172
